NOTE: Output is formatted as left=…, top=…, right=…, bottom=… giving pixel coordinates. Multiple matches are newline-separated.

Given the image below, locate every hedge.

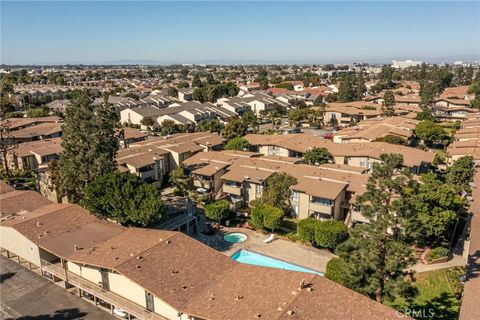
left=325, top=257, right=350, bottom=287
left=251, top=204, right=284, bottom=231
left=297, top=218, right=318, bottom=244
left=204, top=200, right=231, bottom=223
left=314, top=220, right=348, bottom=250
left=427, top=247, right=449, bottom=262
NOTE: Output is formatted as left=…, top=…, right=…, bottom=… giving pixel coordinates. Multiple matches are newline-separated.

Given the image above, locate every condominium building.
left=0, top=182, right=405, bottom=320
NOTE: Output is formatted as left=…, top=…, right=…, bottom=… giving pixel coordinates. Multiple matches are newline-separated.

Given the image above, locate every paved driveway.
left=0, top=256, right=115, bottom=320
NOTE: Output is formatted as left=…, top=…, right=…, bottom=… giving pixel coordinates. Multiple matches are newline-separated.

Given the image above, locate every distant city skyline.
left=1, top=1, right=479, bottom=65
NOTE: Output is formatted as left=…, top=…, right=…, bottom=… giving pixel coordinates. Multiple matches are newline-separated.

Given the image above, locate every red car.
left=323, top=133, right=333, bottom=140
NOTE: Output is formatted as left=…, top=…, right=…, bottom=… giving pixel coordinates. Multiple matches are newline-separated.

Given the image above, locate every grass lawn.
left=386, top=267, right=463, bottom=320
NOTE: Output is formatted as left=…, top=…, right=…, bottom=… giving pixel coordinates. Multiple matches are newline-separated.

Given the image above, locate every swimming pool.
left=231, top=249, right=323, bottom=275
left=224, top=232, right=248, bottom=243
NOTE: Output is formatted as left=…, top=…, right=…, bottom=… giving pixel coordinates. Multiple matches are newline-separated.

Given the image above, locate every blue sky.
left=1, top=1, right=479, bottom=65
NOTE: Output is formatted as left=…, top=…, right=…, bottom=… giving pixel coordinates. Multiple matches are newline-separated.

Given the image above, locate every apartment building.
left=333, top=116, right=418, bottom=143
left=117, top=133, right=225, bottom=187
left=184, top=151, right=369, bottom=222
left=323, top=102, right=382, bottom=127
left=120, top=101, right=237, bottom=128
left=245, top=133, right=435, bottom=174
left=0, top=183, right=404, bottom=320
left=447, top=116, right=480, bottom=166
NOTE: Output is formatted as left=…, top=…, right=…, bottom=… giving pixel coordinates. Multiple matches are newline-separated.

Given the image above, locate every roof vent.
left=110, top=246, right=115, bottom=251
left=74, top=245, right=81, bottom=251
left=299, top=279, right=306, bottom=290
left=182, top=286, right=188, bottom=290
left=235, top=295, right=244, bottom=301
left=166, top=240, right=171, bottom=244
left=171, top=269, right=179, bottom=274
left=136, top=265, right=142, bottom=270
left=254, top=314, right=262, bottom=318
left=287, top=310, right=295, bottom=316
left=136, top=255, right=143, bottom=260
left=36, top=222, right=43, bottom=227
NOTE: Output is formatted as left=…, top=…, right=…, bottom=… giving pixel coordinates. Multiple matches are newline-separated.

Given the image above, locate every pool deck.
left=195, top=227, right=336, bottom=273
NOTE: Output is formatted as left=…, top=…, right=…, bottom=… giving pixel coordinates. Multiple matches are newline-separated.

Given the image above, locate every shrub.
left=250, top=204, right=284, bottom=231
left=297, top=218, right=318, bottom=244
left=263, top=206, right=284, bottom=231
left=314, top=220, right=348, bottom=250
left=325, top=257, right=350, bottom=287
left=427, top=247, right=449, bottom=262
left=204, top=200, right=231, bottom=223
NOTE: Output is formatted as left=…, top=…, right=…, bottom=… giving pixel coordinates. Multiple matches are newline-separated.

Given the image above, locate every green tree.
left=197, top=119, right=224, bottom=133
left=336, top=154, right=415, bottom=303
left=82, top=172, right=165, bottom=226
left=26, top=107, right=48, bottom=118
left=224, top=137, right=250, bottom=151
left=297, top=218, right=318, bottom=244
left=397, top=173, right=464, bottom=243
left=0, top=120, right=18, bottom=181
left=241, top=111, right=259, bottom=132
left=57, top=92, right=118, bottom=203
left=304, top=147, right=334, bottom=165
left=160, top=119, right=180, bottom=136
left=222, top=118, right=248, bottom=140
left=140, top=117, right=155, bottom=128
left=204, top=200, right=231, bottom=223
left=325, top=257, right=352, bottom=288
left=192, top=73, right=202, bottom=88
left=275, top=83, right=294, bottom=90
left=374, top=135, right=407, bottom=145
left=419, top=80, right=437, bottom=109
left=169, top=163, right=192, bottom=197
left=167, top=86, right=178, bottom=98
left=250, top=203, right=283, bottom=232
left=415, top=110, right=437, bottom=122
left=337, top=75, right=356, bottom=102
left=287, top=108, right=307, bottom=127
left=355, top=73, right=367, bottom=99
left=381, top=90, right=395, bottom=116
left=446, top=156, right=475, bottom=194
left=415, top=121, right=448, bottom=147
left=262, top=172, right=298, bottom=212
left=192, top=88, right=206, bottom=102
left=314, top=220, right=348, bottom=250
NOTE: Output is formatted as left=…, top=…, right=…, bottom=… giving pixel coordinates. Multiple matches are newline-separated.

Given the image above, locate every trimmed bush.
left=314, top=220, right=348, bottom=250
left=297, top=218, right=318, bottom=244
left=250, top=204, right=284, bottom=231
left=204, top=200, right=231, bottom=223
left=263, top=206, right=284, bottom=231
left=427, top=247, right=449, bottom=262
left=325, top=257, right=350, bottom=287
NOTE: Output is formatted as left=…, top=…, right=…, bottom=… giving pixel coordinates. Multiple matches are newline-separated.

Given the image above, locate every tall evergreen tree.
left=381, top=90, right=396, bottom=116
left=338, top=75, right=356, bottom=102
left=336, top=154, right=415, bottom=303
left=57, top=92, right=118, bottom=203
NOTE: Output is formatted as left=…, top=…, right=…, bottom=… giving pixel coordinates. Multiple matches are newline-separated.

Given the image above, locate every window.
left=291, top=191, right=299, bottom=201
left=225, top=180, right=241, bottom=187
left=311, top=196, right=333, bottom=206
left=256, top=184, right=263, bottom=195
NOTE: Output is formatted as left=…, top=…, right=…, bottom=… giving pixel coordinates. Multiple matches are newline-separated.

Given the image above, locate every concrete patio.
left=195, top=227, right=336, bottom=273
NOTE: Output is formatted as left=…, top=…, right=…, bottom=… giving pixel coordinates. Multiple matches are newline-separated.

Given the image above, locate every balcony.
left=40, top=260, right=166, bottom=320
left=193, top=179, right=212, bottom=190
left=223, top=184, right=242, bottom=196
left=309, top=202, right=333, bottom=216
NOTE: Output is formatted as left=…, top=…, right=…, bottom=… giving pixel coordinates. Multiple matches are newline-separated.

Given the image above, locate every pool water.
left=231, top=249, right=323, bottom=275
left=224, top=232, right=248, bottom=243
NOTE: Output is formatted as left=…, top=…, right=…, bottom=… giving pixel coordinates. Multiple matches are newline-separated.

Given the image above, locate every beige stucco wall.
left=0, top=226, right=41, bottom=265
left=153, top=296, right=182, bottom=320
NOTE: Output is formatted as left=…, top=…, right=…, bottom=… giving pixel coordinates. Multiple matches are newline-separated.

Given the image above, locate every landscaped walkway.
left=196, top=227, right=336, bottom=273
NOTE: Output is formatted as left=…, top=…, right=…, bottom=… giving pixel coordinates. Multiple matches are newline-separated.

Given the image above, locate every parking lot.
left=0, top=256, right=115, bottom=320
